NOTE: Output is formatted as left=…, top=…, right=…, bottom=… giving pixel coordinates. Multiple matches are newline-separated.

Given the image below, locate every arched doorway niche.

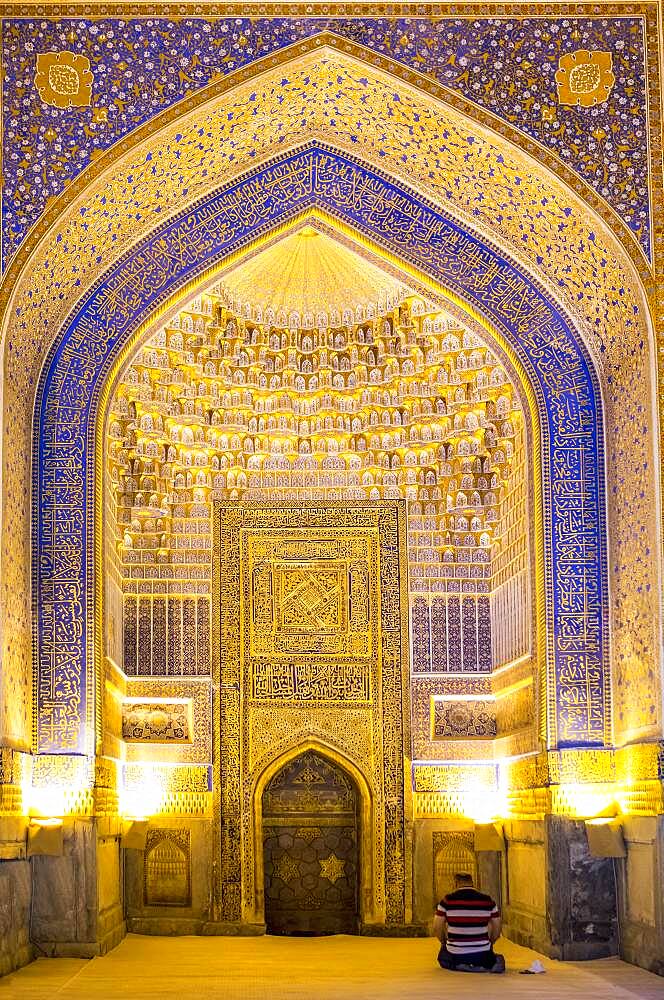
left=39, top=142, right=604, bottom=763
left=102, top=238, right=536, bottom=929
left=255, top=743, right=371, bottom=933
left=101, top=222, right=538, bottom=723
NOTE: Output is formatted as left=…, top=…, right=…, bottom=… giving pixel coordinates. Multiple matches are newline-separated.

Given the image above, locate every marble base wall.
left=0, top=814, right=125, bottom=973
left=617, top=816, right=664, bottom=975
left=501, top=820, right=549, bottom=951
left=30, top=818, right=125, bottom=958
left=414, top=813, right=662, bottom=973
left=125, top=817, right=430, bottom=937
left=125, top=817, right=213, bottom=934
left=0, top=854, right=33, bottom=976
left=1, top=802, right=661, bottom=974
left=545, top=816, right=618, bottom=959
left=503, top=817, right=618, bottom=960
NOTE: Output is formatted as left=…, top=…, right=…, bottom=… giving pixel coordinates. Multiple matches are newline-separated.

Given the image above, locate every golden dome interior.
left=215, top=221, right=420, bottom=325
left=106, top=225, right=528, bottom=675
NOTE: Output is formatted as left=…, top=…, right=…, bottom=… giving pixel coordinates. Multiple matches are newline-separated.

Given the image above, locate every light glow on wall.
left=552, top=782, right=617, bottom=820
left=22, top=754, right=92, bottom=817
left=461, top=788, right=507, bottom=824
left=119, top=764, right=166, bottom=819
left=24, top=779, right=90, bottom=818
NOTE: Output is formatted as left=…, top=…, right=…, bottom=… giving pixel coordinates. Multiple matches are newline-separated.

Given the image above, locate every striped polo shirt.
left=436, top=887, right=499, bottom=955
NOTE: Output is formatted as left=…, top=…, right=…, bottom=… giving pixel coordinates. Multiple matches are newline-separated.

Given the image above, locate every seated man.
left=433, top=871, right=505, bottom=974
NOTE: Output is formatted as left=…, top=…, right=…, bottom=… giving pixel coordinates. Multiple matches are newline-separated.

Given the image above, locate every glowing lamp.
left=121, top=819, right=149, bottom=850
left=474, top=822, right=505, bottom=852
left=27, top=818, right=64, bottom=857
left=585, top=819, right=626, bottom=858
left=461, top=788, right=506, bottom=825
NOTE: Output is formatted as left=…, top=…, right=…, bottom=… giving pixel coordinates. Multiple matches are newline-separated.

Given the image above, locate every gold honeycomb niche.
left=105, top=224, right=530, bottom=694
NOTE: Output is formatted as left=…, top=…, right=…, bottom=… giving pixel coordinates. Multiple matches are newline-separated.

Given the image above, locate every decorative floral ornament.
left=34, top=51, right=93, bottom=109
left=555, top=49, right=615, bottom=108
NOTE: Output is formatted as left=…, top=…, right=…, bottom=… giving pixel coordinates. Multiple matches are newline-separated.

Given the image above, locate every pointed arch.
left=0, top=40, right=655, bottom=763
left=252, top=738, right=375, bottom=926
left=33, top=145, right=607, bottom=754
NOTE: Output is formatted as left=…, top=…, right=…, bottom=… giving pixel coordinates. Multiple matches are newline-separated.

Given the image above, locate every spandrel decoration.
left=556, top=50, right=615, bottom=108
left=34, top=51, right=93, bottom=109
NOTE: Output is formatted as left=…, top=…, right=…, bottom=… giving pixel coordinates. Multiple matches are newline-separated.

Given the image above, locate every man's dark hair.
left=454, top=872, right=474, bottom=886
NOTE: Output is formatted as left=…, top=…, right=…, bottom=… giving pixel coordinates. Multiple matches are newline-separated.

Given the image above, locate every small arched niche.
left=261, top=750, right=360, bottom=936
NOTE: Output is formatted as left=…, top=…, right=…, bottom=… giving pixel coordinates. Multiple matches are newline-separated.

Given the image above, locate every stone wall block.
left=618, top=814, right=664, bottom=975
left=0, top=860, right=32, bottom=976
left=545, top=815, right=618, bottom=960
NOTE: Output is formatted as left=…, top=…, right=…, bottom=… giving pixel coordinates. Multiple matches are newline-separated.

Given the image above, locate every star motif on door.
left=272, top=852, right=301, bottom=885
left=319, top=853, right=346, bottom=884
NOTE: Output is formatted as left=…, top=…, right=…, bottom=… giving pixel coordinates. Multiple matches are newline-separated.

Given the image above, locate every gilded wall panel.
left=213, top=501, right=410, bottom=926
left=413, top=764, right=498, bottom=793
left=144, top=828, right=192, bottom=908
left=410, top=676, right=501, bottom=760
left=248, top=708, right=373, bottom=775
left=494, top=684, right=535, bottom=739
left=431, top=699, right=497, bottom=741
left=122, top=679, right=211, bottom=764
left=123, top=596, right=211, bottom=676
left=241, top=529, right=378, bottom=701
left=122, top=702, right=191, bottom=744
left=433, top=831, right=477, bottom=901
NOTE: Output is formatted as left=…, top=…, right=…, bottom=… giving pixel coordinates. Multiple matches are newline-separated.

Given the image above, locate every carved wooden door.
left=262, top=751, right=359, bottom=935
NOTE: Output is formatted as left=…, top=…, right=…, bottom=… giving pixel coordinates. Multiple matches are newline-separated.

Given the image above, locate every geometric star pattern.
left=319, top=853, right=346, bottom=884
left=272, top=852, right=302, bottom=885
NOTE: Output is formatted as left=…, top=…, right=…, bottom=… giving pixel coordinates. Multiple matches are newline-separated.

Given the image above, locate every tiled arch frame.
left=3, top=39, right=657, bottom=762
left=34, top=142, right=608, bottom=756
